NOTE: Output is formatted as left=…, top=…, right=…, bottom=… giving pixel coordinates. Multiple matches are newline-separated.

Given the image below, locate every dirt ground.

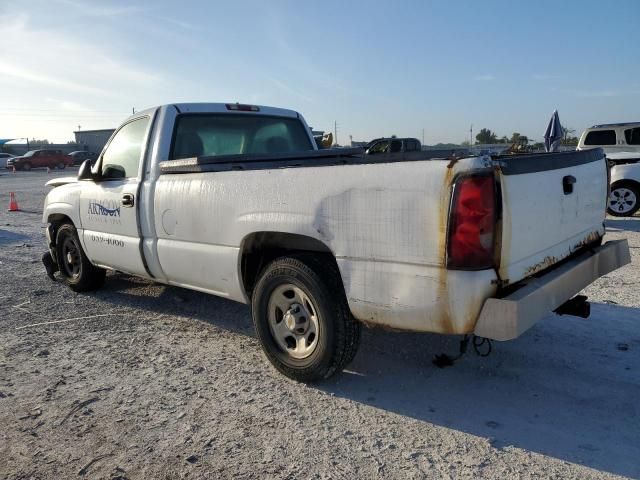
left=1, top=169, right=639, bottom=479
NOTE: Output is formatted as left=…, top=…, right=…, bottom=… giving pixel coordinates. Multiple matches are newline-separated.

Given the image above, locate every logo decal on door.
left=88, top=200, right=120, bottom=217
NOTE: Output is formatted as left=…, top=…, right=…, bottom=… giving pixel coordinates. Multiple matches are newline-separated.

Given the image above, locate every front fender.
left=42, top=184, right=84, bottom=251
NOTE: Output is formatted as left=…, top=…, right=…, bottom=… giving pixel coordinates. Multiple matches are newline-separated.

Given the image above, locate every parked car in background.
left=365, top=137, right=422, bottom=154
left=0, top=152, right=15, bottom=168
left=578, top=122, right=640, bottom=154
left=68, top=151, right=98, bottom=166
left=41, top=102, right=630, bottom=382
left=607, top=151, right=640, bottom=216
left=6, top=149, right=73, bottom=170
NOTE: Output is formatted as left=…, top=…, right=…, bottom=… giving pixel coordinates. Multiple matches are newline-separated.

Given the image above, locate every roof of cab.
left=589, top=122, right=640, bottom=129
left=124, top=103, right=301, bottom=122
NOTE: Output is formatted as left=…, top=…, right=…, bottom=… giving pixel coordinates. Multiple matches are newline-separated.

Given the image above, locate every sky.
left=0, top=0, right=638, bottom=145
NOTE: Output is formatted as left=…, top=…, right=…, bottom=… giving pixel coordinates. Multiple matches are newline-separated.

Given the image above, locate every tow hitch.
left=554, top=295, right=590, bottom=318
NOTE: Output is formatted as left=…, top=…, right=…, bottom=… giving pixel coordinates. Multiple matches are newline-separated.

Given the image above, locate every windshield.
left=170, top=114, right=313, bottom=160
left=23, top=151, right=36, bottom=157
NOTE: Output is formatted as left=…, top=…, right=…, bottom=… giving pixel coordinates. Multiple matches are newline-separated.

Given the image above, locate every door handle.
left=563, top=175, right=576, bottom=195
left=121, top=193, right=135, bottom=207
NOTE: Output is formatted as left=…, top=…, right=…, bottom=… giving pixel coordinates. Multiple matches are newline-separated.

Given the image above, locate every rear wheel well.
left=240, top=232, right=342, bottom=299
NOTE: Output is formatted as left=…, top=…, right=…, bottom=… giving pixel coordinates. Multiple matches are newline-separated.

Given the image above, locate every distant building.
left=74, top=129, right=115, bottom=154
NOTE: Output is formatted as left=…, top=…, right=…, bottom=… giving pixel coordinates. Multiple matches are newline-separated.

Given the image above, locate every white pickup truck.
left=42, top=103, right=630, bottom=381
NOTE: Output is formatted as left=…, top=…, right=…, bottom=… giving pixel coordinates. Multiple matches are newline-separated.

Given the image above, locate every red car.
left=6, top=149, right=73, bottom=171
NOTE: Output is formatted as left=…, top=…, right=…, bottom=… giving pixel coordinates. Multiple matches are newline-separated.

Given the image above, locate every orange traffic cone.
left=47, top=167, right=51, bottom=174
left=12, top=165, right=16, bottom=173
left=8, top=192, right=19, bottom=212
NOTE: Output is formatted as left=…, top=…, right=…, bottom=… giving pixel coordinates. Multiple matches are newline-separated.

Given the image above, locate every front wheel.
left=608, top=183, right=640, bottom=217
left=55, top=223, right=105, bottom=292
left=57, top=162, right=66, bottom=170
left=251, top=254, right=361, bottom=382
left=22, top=162, right=31, bottom=171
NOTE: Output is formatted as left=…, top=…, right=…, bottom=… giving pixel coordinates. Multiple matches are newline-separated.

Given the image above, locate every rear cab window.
left=170, top=114, right=313, bottom=160
left=584, top=130, right=616, bottom=145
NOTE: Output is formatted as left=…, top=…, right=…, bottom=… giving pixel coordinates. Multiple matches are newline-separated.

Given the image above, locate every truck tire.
left=55, top=223, right=106, bottom=292
left=22, top=162, right=31, bottom=171
left=608, top=182, right=640, bottom=217
left=251, top=254, right=361, bottom=382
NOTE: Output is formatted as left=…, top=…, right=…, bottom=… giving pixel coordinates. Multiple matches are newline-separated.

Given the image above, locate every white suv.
left=0, top=152, right=15, bottom=169
left=578, top=122, right=640, bottom=154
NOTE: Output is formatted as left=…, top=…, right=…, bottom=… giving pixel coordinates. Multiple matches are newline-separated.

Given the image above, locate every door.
left=79, top=116, right=151, bottom=276
left=32, top=151, right=44, bottom=168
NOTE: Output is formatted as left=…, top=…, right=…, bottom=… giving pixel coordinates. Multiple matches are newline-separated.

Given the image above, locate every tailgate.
left=496, top=149, right=607, bottom=285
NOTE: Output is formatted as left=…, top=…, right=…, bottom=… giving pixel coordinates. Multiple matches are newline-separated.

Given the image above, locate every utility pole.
left=470, top=124, right=473, bottom=145
left=78, top=125, right=81, bottom=132
left=422, top=128, right=425, bottom=145
left=334, top=120, right=338, bottom=146
left=132, top=107, right=135, bottom=114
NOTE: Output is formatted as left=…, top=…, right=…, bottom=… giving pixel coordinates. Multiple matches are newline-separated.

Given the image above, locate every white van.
left=578, top=122, right=640, bottom=154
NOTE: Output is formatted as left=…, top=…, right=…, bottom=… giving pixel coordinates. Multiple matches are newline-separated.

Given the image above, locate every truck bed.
left=159, top=148, right=460, bottom=174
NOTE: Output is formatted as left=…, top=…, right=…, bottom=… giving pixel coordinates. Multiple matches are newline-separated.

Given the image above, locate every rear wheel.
left=22, top=162, right=31, bottom=171
left=608, top=182, right=640, bottom=217
left=55, top=223, right=105, bottom=292
left=57, top=162, right=66, bottom=170
left=251, top=254, right=361, bottom=382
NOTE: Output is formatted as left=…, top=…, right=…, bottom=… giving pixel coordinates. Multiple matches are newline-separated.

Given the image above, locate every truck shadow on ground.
left=96, top=272, right=254, bottom=335
left=96, top=274, right=640, bottom=478
left=322, top=302, right=640, bottom=478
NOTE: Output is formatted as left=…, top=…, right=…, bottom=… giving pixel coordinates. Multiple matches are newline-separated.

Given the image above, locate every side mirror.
left=78, top=159, right=96, bottom=181
left=102, top=164, right=126, bottom=179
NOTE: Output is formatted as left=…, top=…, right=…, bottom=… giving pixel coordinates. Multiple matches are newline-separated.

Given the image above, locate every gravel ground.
left=1, top=169, right=639, bottom=479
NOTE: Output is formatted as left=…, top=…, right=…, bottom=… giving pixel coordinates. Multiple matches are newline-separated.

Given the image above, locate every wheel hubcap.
left=609, top=187, right=637, bottom=214
left=268, top=284, right=319, bottom=359
left=61, top=236, right=81, bottom=279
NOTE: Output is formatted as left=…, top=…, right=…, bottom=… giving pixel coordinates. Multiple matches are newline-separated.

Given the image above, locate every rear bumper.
left=474, top=240, right=631, bottom=341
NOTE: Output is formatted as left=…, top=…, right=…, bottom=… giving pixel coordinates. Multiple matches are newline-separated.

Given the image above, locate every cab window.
left=584, top=130, right=616, bottom=145
left=170, top=114, right=313, bottom=159
left=101, top=117, right=149, bottom=179
left=624, top=127, right=640, bottom=145
left=406, top=140, right=419, bottom=152
left=368, top=141, right=389, bottom=154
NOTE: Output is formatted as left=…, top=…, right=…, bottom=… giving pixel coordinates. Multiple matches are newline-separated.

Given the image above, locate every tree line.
left=470, top=127, right=579, bottom=146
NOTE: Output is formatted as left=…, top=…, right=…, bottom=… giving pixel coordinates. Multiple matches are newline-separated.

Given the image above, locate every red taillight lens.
left=447, top=174, right=496, bottom=269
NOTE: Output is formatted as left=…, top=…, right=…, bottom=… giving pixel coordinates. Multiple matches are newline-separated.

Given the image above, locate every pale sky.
left=1, top=0, right=638, bottom=145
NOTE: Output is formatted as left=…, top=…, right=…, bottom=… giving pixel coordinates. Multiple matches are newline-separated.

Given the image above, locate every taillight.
left=447, top=174, right=496, bottom=270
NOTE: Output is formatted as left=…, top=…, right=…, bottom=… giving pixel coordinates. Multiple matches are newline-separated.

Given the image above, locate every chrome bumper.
left=474, top=240, right=631, bottom=341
